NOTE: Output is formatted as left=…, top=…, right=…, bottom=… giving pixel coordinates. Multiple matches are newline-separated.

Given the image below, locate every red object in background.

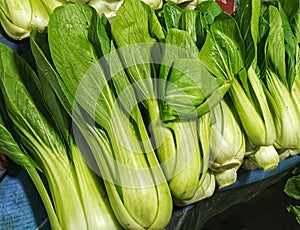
left=0, top=153, right=8, bottom=170
left=215, top=0, right=235, bottom=15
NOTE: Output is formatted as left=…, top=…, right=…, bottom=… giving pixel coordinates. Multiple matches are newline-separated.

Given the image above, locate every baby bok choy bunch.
left=111, top=0, right=230, bottom=205
left=257, top=2, right=300, bottom=156
left=231, top=0, right=280, bottom=171
left=37, top=2, right=173, bottom=229
left=159, top=1, right=239, bottom=189
left=0, top=42, right=120, bottom=229
left=197, top=0, right=280, bottom=171
left=158, top=29, right=221, bottom=205
left=199, top=4, right=276, bottom=147
left=162, top=0, right=277, bottom=173
left=278, top=0, right=300, bottom=159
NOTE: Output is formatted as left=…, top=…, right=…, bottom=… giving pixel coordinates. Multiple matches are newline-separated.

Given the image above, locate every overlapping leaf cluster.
left=0, top=0, right=299, bottom=229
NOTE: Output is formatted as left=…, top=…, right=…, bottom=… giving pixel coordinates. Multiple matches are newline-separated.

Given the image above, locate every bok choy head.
left=29, top=28, right=121, bottom=229
left=199, top=6, right=276, bottom=147
left=47, top=3, right=173, bottom=229
left=111, top=0, right=228, bottom=207
left=258, top=3, right=300, bottom=151
left=0, top=42, right=86, bottom=229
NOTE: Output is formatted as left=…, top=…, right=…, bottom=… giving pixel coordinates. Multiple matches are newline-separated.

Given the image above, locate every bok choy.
left=46, top=3, right=173, bottom=229
left=111, top=0, right=229, bottom=205
left=0, top=42, right=120, bottom=229
left=1, top=0, right=300, bottom=228
left=199, top=10, right=276, bottom=148
left=257, top=2, right=300, bottom=152
left=233, top=0, right=280, bottom=170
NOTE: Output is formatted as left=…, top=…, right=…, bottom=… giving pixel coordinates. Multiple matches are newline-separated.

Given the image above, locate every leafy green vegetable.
left=234, top=0, right=261, bottom=68
left=158, top=34, right=204, bottom=201
left=30, top=29, right=121, bottom=229
left=284, top=164, right=300, bottom=224
left=178, top=10, right=199, bottom=43
left=199, top=13, right=245, bottom=80
left=287, top=205, right=300, bottom=224
left=199, top=11, right=276, bottom=147
left=0, top=96, right=59, bottom=225
left=161, top=28, right=218, bottom=201
left=195, top=0, right=222, bottom=27
left=0, top=42, right=86, bottom=229
left=48, top=3, right=173, bottom=229
left=258, top=3, right=300, bottom=151
left=112, top=0, right=198, bottom=204
left=232, top=0, right=279, bottom=170
left=111, top=0, right=226, bottom=205
left=265, top=69, right=300, bottom=150
left=285, top=173, right=300, bottom=200
left=162, top=29, right=231, bottom=120
left=163, top=2, right=183, bottom=31
left=280, top=0, right=300, bottom=43
left=2, top=1, right=300, bottom=228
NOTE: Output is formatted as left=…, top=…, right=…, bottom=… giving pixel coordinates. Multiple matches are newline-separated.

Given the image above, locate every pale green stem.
left=25, top=167, right=61, bottom=230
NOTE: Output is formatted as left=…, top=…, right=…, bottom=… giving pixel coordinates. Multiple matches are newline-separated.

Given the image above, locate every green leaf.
left=163, top=2, right=183, bottom=31
left=0, top=43, right=65, bottom=157
left=159, top=28, right=199, bottom=89
left=160, top=29, right=230, bottom=120
left=112, top=0, right=165, bottom=45
left=95, top=14, right=112, bottom=58
left=234, top=0, right=261, bottom=68
left=280, top=0, right=300, bottom=43
left=111, top=0, right=165, bottom=106
left=287, top=205, right=300, bottom=224
left=256, top=4, right=269, bottom=77
left=179, top=10, right=199, bottom=44
left=199, top=13, right=245, bottom=80
left=30, top=30, right=78, bottom=122
left=163, top=58, right=230, bottom=119
left=196, top=1, right=223, bottom=27
left=0, top=111, right=34, bottom=168
left=284, top=174, right=300, bottom=200
left=264, top=5, right=287, bottom=85
left=195, top=1, right=223, bottom=49
left=30, top=30, right=71, bottom=145
left=261, top=2, right=297, bottom=90
left=278, top=2, right=297, bottom=90
left=48, top=4, right=115, bottom=128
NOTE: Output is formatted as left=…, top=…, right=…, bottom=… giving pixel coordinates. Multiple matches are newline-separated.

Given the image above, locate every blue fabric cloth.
left=0, top=170, right=50, bottom=230
left=222, top=154, right=300, bottom=190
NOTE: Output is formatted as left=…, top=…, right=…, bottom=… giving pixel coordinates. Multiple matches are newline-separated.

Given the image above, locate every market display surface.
left=0, top=0, right=300, bottom=229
